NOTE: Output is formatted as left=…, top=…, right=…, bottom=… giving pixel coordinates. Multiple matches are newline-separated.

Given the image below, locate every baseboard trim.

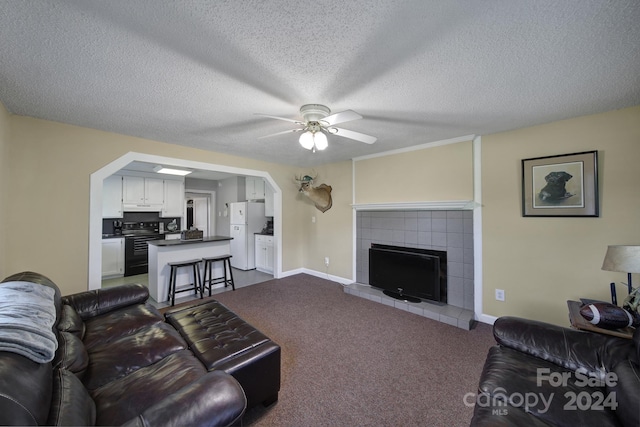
left=281, top=268, right=352, bottom=285
left=477, top=313, right=498, bottom=325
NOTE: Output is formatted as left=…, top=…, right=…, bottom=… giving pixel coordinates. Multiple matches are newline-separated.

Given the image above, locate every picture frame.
left=522, top=150, right=599, bottom=217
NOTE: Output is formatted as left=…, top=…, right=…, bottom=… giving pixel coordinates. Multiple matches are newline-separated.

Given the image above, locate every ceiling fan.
left=256, top=104, right=377, bottom=152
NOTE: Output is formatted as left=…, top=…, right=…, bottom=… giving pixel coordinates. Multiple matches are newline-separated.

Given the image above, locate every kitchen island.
left=147, top=236, right=233, bottom=303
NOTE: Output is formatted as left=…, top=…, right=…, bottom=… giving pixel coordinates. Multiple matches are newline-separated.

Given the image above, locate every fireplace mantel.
left=352, top=200, right=475, bottom=211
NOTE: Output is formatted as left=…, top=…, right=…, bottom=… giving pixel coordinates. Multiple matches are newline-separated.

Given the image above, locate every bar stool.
left=167, top=259, right=203, bottom=306
left=201, top=255, right=235, bottom=296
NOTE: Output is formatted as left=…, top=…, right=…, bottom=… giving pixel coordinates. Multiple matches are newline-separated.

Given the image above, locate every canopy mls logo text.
left=463, top=367, right=618, bottom=416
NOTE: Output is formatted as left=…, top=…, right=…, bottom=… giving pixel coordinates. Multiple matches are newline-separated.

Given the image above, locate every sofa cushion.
left=90, top=350, right=209, bottom=426
left=493, top=316, right=635, bottom=376
left=53, top=331, right=89, bottom=378
left=121, top=371, right=246, bottom=427
left=607, top=359, right=640, bottom=427
left=476, top=346, right=620, bottom=426
left=82, top=304, right=164, bottom=351
left=58, top=304, right=85, bottom=339
left=62, top=283, right=150, bottom=320
left=165, top=300, right=270, bottom=369
left=83, top=322, right=188, bottom=391
left=48, top=369, right=96, bottom=426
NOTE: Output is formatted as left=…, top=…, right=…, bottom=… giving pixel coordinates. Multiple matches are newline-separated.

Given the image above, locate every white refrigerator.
left=229, top=202, right=266, bottom=270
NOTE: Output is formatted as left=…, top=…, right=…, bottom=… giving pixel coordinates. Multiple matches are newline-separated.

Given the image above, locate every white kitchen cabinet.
left=246, top=176, right=265, bottom=201
left=122, top=176, right=145, bottom=204
left=161, top=179, right=184, bottom=217
left=102, top=238, right=124, bottom=278
left=255, top=234, right=274, bottom=274
left=102, top=175, right=123, bottom=218
left=122, top=176, right=164, bottom=210
left=145, top=178, right=164, bottom=205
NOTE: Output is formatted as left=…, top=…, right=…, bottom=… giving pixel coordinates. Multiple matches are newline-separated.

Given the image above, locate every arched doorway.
left=89, top=152, right=282, bottom=290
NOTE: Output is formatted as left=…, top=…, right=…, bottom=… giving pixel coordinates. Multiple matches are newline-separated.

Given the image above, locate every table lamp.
left=602, top=245, right=640, bottom=296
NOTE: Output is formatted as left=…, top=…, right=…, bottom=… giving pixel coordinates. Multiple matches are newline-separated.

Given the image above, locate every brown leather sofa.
left=0, top=271, right=278, bottom=426
left=471, top=316, right=640, bottom=426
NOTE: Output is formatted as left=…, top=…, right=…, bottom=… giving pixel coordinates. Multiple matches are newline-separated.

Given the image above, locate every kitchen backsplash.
left=102, top=212, right=181, bottom=235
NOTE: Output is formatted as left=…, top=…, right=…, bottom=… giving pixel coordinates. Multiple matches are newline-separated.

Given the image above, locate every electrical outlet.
left=324, top=257, right=330, bottom=267
left=495, top=289, right=505, bottom=301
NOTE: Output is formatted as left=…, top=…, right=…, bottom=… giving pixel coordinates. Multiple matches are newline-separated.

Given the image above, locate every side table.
left=567, top=300, right=634, bottom=339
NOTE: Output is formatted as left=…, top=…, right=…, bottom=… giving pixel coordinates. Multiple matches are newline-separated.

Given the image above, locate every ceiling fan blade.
left=255, top=113, right=304, bottom=125
left=257, top=128, right=304, bottom=139
left=332, top=127, right=377, bottom=144
left=321, top=110, right=362, bottom=126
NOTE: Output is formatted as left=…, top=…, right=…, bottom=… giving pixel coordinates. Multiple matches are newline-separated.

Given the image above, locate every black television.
left=369, top=244, right=446, bottom=304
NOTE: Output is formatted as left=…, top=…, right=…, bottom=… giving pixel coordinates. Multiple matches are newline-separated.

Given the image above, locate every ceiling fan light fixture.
left=314, top=131, right=328, bottom=150
left=299, top=131, right=315, bottom=150
left=299, top=130, right=328, bottom=151
left=259, top=104, right=376, bottom=148
left=300, top=104, right=331, bottom=122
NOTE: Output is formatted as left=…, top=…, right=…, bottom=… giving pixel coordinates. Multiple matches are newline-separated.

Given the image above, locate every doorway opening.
left=186, top=192, right=214, bottom=236
left=90, top=152, right=282, bottom=291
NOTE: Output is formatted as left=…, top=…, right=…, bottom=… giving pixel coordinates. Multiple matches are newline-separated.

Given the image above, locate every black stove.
left=122, top=221, right=160, bottom=236
left=123, top=222, right=162, bottom=276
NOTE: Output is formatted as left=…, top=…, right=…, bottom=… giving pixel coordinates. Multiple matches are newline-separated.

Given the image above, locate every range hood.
left=122, top=203, right=163, bottom=212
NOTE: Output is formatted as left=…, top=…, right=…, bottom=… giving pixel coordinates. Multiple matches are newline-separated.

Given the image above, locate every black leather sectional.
left=471, top=316, right=639, bottom=426
left=0, top=271, right=280, bottom=426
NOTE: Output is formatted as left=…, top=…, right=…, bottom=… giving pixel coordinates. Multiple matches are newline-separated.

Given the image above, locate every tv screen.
left=369, top=244, right=444, bottom=303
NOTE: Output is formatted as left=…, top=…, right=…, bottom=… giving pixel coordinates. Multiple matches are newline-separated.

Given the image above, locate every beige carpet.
left=172, top=273, right=495, bottom=426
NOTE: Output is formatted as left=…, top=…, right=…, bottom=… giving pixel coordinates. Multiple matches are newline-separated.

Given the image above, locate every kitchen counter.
left=148, top=235, right=232, bottom=247
left=147, top=236, right=233, bottom=303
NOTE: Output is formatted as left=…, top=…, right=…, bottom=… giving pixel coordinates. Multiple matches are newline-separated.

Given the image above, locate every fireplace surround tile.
left=354, top=209, right=475, bottom=329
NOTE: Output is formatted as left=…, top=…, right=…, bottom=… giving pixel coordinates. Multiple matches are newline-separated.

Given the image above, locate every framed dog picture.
left=522, top=150, right=599, bottom=217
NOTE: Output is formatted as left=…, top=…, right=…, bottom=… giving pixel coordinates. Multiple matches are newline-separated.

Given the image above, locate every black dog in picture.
left=539, top=171, right=573, bottom=201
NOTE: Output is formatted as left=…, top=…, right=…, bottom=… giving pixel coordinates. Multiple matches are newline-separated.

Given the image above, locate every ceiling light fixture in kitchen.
left=153, top=165, right=192, bottom=176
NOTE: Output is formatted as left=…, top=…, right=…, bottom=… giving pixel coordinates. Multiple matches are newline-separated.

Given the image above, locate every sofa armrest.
left=121, top=371, right=246, bottom=427
left=0, top=352, right=53, bottom=426
left=62, top=284, right=149, bottom=320
left=493, top=316, right=636, bottom=377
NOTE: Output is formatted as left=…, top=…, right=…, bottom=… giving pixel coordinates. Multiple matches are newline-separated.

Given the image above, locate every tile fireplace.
left=347, top=209, right=475, bottom=330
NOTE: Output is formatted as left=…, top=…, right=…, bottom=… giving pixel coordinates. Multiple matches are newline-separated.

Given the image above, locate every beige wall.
left=4, top=115, right=304, bottom=295
left=354, top=140, right=474, bottom=204
left=0, top=103, right=10, bottom=278
left=482, top=106, right=640, bottom=325
left=3, top=104, right=639, bottom=326
left=296, top=161, right=354, bottom=279
left=347, top=106, right=640, bottom=326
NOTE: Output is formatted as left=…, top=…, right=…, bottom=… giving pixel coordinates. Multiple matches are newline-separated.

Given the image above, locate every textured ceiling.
left=1, top=0, right=639, bottom=167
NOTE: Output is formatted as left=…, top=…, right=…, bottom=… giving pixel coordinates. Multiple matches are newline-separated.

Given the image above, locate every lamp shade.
left=602, top=245, right=640, bottom=273
left=299, top=131, right=314, bottom=150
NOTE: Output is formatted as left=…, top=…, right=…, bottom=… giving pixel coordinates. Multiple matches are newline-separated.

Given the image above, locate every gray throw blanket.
left=0, top=281, right=58, bottom=363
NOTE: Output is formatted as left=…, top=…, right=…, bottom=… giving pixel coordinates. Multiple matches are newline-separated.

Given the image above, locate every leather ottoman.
left=165, top=300, right=281, bottom=408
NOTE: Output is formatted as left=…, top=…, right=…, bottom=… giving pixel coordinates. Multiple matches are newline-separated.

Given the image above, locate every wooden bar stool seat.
left=202, top=255, right=235, bottom=296
left=167, top=259, right=203, bottom=306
